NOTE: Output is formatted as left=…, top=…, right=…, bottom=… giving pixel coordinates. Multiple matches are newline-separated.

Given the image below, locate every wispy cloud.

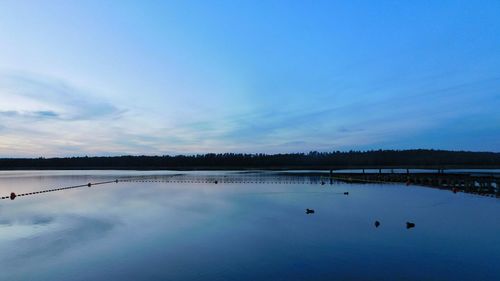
left=0, top=69, right=499, bottom=156
left=0, top=72, right=121, bottom=121
left=0, top=72, right=127, bottom=156
left=0, top=110, right=60, bottom=119
left=1, top=0, right=499, bottom=155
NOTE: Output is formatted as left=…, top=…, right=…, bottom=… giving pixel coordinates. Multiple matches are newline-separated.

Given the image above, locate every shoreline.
left=0, top=166, right=499, bottom=171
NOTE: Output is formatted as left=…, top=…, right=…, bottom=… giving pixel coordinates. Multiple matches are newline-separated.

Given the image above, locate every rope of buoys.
left=1, top=176, right=423, bottom=230
left=0, top=175, right=361, bottom=201
left=1, top=180, right=119, bottom=201
left=121, top=179, right=338, bottom=185
left=119, top=175, right=345, bottom=186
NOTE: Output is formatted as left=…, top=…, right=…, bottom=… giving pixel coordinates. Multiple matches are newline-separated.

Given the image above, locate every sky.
left=0, top=0, right=499, bottom=157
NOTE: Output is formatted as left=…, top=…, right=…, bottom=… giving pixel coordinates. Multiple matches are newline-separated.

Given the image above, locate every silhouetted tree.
left=0, top=150, right=499, bottom=170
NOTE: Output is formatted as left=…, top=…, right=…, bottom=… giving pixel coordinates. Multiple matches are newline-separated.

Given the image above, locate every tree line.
left=0, top=149, right=499, bottom=170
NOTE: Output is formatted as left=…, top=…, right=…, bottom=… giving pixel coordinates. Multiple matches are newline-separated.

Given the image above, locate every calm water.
left=0, top=170, right=499, bottom=281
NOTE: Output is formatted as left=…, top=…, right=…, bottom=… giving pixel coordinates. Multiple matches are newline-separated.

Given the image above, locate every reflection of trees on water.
left=2, top=173, right=497, bottom=201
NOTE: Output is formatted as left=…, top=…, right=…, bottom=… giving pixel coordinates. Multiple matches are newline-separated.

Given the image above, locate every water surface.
left=1, top=170, right=499, bottom=281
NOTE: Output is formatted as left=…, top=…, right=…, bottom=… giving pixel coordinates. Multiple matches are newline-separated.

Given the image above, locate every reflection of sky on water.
left=0, top=171, right=499, bottom=281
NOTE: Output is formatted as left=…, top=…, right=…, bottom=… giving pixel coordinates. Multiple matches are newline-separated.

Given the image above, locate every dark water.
left=0, top=171, right=499, bottom=281
left=327, top=168, right=500, bottom=175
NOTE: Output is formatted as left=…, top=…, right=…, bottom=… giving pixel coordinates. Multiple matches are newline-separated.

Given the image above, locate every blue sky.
left=0, top=0, right=499, bottom=157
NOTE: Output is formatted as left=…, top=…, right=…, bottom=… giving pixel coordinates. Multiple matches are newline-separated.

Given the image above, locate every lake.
left=1, top=170, right=499, bottom=281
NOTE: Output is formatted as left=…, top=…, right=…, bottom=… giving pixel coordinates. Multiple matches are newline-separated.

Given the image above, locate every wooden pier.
left=329, top=171, right=499, bottom=198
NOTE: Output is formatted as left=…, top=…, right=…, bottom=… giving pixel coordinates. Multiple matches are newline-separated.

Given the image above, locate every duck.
left=305, top=208, right=315, bottom=214
left=344, top=192, right=349, bottom=195
left=374, top=221, right=380, bottom=228
left=406, top=222, right=415, bottom=229
left=10, top=192, right=16, bottom=200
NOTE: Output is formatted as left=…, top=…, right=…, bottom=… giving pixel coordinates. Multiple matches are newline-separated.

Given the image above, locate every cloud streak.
left=0, top=72, right=121, bottom=121
left=0, top=70, right=499, bottom=156
left=0, top=1, right=499, bottom=155
left=0, top=72, right=129, bottom=156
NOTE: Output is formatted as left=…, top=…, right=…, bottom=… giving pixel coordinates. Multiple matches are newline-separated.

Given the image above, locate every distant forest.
left=0, top=150, right=499, bottom=170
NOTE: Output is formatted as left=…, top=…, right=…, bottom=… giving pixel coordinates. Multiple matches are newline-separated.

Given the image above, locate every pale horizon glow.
left=0, top=1, right=499, bottom=157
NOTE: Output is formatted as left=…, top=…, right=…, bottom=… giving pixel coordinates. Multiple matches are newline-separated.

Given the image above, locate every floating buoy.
left=305, top=208, right=315, bottom=214
left=321, top=181, right=325, bottom=185
left=115, top=179, right=119, bottom=183
left=10, top=192, right=16, bottom=200
left=87, top=183, right=92, bottom=187
left=406, top=222, right=415, bottom=229
left=214, top=180, right=218, bottom=184
left=374, top=221, right=380, bottom=228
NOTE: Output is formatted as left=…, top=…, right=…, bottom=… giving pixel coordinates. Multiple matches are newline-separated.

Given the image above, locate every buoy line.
left=0, top=177, right=421, bottom=230
left=1, top=180, right=119, bottom=201
left=121, top=178, right=335, bottom=185
left=2, top=175, right=394, bottom=201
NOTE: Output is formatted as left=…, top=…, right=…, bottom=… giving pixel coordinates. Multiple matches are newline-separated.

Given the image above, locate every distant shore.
left=1, top=150, right=499, bottom=171
left=0, top=165, right=500, bottom=171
